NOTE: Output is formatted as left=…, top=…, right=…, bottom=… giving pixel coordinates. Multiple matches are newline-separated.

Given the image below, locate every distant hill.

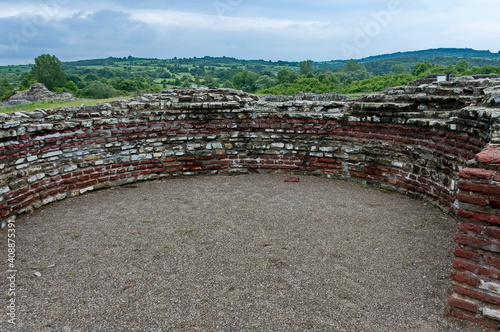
left=2, top=47, right=500, bottom=98
left=359, top=48, right=500, bottom=63
left=310, top=48, right=500, bottom=74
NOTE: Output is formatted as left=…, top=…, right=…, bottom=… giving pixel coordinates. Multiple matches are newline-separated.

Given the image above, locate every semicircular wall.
left=1, top=79, right=500, bottom=328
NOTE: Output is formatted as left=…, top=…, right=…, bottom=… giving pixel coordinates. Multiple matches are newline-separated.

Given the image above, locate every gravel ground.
left=1, top=174, right=488, bottom=332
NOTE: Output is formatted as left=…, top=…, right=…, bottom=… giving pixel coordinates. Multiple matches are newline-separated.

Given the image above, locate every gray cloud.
left=0, top=0, right=498, bottom=65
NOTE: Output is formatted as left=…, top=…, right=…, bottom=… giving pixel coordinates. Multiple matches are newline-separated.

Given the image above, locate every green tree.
left=454, top=60, right=469, bottom=74
left=411, top=61, right=434, bottom=77
left=300, top=60, right=314, bottom=76
left=19, top=72, right=37, bottom=90
left=255, top=75, right=277, bottom=90
left=231, top=70, right=260, bottom=92
left=257, top=78, right=332, bottom=95
left=337, top=61, right=372, bottom=83
left=0, top=78, right=14, bottom=100
left=390, top=64, right=406, bottom=74
left=203, top=75, right=218, bottom=87
left=277, top=69, right=291, bottom=84
left=81, top=81, right=118, bottom=99
left=30, top=54, right=67, bottom=91
left=62, top=81, right=78, bottom=95
left=342, top=61, right=365, bottom=72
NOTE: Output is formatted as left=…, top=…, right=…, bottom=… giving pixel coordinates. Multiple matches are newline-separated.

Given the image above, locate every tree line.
left=1, top=54, right=500, bottom=101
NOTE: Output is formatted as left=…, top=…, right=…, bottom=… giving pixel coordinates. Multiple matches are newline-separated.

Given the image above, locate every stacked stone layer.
left=1, top=78, right=499, bottom=328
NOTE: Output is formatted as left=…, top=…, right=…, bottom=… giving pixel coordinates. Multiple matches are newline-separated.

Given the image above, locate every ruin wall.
left=1, top=78, right=499, bottom=328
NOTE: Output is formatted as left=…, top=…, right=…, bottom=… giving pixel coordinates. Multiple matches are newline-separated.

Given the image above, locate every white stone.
left=56, top=193, right=67, bottom=201
left=63, top=165, right=78, bottom=173
left=482, top=307, right=500, bottom=320
left=479, top=280, right=500, bottom=295
left=42, top=196, right=56, bottom=205
left=391, top=161, right=404, bottom=168
left=28, top=173, right=45, bottom=183
left=41, top=150, right=63, bottom=159
left=80, top=186, right=94, bottom=194
left=131, top=153, right=152, bottom=161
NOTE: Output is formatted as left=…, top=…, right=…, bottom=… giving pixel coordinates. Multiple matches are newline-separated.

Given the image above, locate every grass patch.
left=0, top=96, right=129, bottom=113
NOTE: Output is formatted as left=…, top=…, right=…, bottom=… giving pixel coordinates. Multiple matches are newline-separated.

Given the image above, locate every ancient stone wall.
left=0, top=79, right=499, bottom=329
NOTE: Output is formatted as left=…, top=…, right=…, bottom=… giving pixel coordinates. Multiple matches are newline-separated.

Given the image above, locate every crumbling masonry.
left=1, top=77, right=499, bottom=329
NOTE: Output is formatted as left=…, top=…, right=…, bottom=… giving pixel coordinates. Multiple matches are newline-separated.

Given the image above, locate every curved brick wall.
left=1, top=78, right=499, bottom=329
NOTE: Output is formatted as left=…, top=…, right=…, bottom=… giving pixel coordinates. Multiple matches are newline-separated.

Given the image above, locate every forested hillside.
left=1, top=48, right=500, bottom=100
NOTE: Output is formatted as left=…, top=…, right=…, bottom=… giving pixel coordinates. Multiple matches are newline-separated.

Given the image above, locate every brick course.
left=0, top=81, right=499, bottom=329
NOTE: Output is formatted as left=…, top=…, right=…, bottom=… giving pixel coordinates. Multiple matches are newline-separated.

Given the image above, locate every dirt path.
left=1, top=174, right=487, bottom=331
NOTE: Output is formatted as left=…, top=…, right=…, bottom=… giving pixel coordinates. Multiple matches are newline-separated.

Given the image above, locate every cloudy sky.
left=0, top=0, right=499, bottom=65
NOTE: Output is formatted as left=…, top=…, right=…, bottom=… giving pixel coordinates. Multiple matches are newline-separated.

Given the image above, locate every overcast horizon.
left=0, top=0, right=499, bottom=66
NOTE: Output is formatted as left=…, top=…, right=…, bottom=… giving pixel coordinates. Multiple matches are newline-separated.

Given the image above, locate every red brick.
left=452, top=284, right=500, bottom=305
left=454, top=233, right=500, bottom=253
left=459, top=168, right=494, bottom=180
left=458, top=181, right=500, bottom=197
left=452, top=271, right=479, bottom=287
left=477, top=266, right=500, bottom=280
left=457, top=223, right=483, bottom=234
left=476, top=147, right=500, bottom=164
left=486, top=256, right=500, bottom=270
left=448, top=294, right=479, bottom=313
left=489, top=198, right=500, bottom=208
left=449, top=308, right=497, bottom=331
left=486, top=226, right=500, bottom=240
left=454, top=247, right=481, bottom=262
left=458, top=209, right=500, bottom=225
left=457, top=193, right=488, bottom=206
left=453, top=259, right=479, bottom=273
left=495, top=172, right=500, bottom=182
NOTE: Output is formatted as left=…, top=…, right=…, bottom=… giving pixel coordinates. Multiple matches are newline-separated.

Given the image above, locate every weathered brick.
left=457, top=223, right=483, bottom=234
left=454, top=247, right=481, bottom=262
left=458, top=209, right=500, bottom=225
left=449, top=308, right=498, bottom=330
left=448, top=294, right=479, bottom=313
left=452, top=271, right=479, bottom=287
left=459, top=168, right=494, bottom=180
left=486, top=256, right=500, bottom=271
left=486, top=226, right=500, bottom=240
left=476, top=147, right=500, bottom=164
left=489, top=198, right=500, bottom=208
left=457, top=193, right=488, bottom=206
left=454, top=233, right=500, bottom=253
left=453, top=284, right=500, bottom=305
left=458, top=181, right=500, bottom=197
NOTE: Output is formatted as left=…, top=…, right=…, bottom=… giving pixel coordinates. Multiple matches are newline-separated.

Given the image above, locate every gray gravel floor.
left=1, top=174, right=488, bottom=332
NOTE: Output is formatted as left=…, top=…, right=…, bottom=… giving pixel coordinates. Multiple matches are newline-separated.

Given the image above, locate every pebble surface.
left=2, top=174, right=488, bottom=332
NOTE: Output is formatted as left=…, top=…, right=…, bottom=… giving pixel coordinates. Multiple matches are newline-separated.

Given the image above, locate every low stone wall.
left=1, top=79, right=499, bottom=329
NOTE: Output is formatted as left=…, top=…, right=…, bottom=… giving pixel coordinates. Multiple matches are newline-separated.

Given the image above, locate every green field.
left=1, top=48, right=500, bottom=101
left=0, top=97, right=128, bottom=113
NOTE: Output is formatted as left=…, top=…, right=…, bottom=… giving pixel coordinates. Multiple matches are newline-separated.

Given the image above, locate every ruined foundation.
left=1, top=77, right=499, bottom=328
